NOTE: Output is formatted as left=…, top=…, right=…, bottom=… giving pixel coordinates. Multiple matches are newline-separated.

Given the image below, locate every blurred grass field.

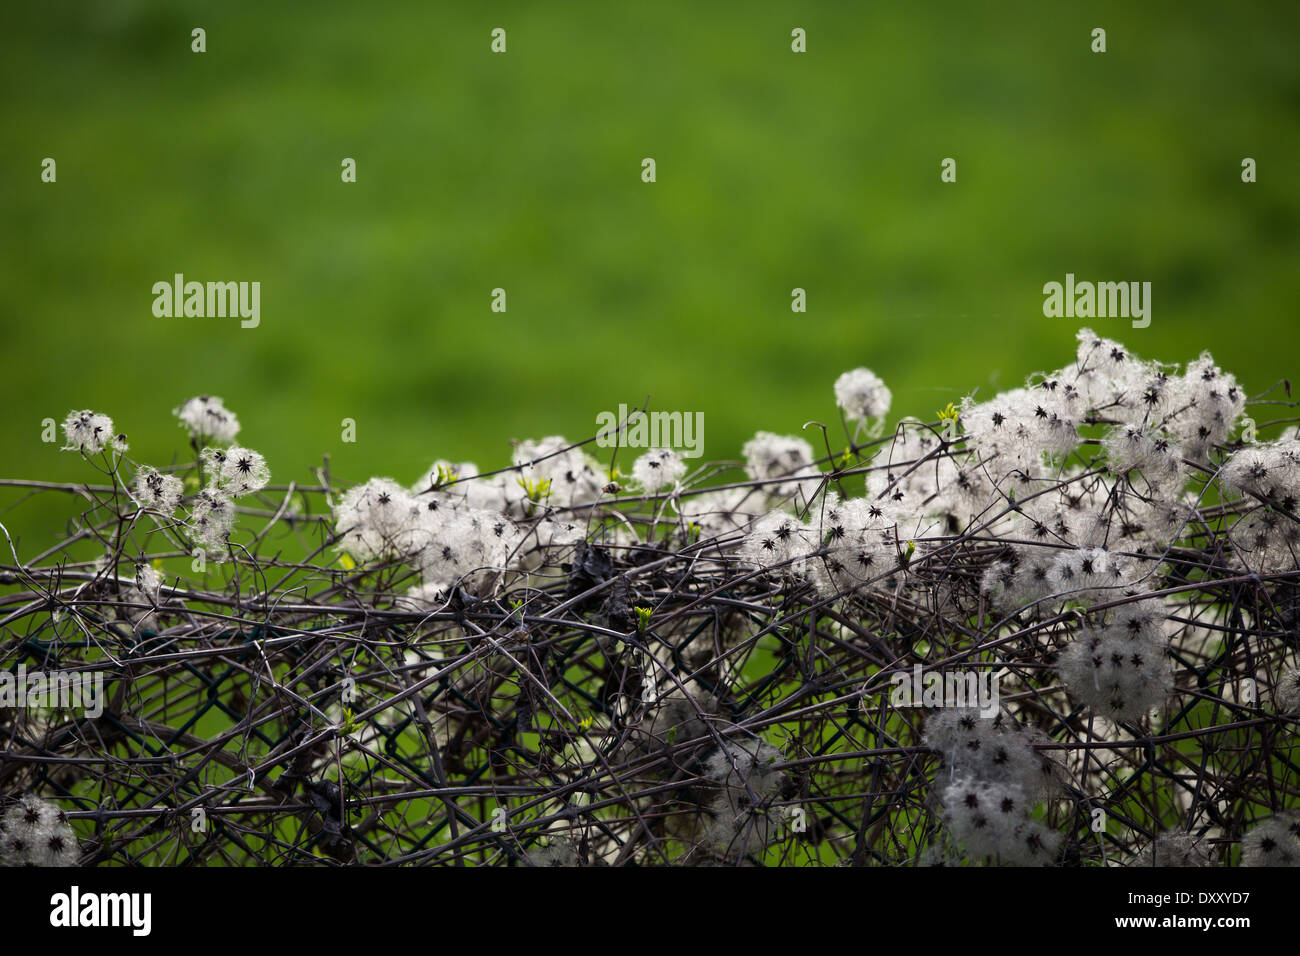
left=1, top=0, right=1297, bottom=552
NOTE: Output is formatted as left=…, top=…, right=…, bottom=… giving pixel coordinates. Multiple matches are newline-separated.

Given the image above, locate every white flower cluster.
left=0, top=795, right=78, bottom=867
left=924, top=710, right=1061, bottom=866
left=61, top=410, right=127, bottom=456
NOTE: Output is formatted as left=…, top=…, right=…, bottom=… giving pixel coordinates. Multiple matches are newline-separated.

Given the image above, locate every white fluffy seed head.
left=631, top=448, right=686, bottom=494
left=173, top=395, right=240, bottom=443
left=186, top=488, right=236, bottom=556
left=834, top=367, right=892, bottom=422
left=1274, top=665, right=1300, bottom=714
left=1221, top=437, right=1300, bottom=506
left=1132, top=832, right=1211, bottom=868
left=675, top=487, right=765, bottom=540
left=210, top=446, right=270, bottom=497
left=742, top=431, right=820, bottom=501
left=61, top=410, right=126, bottom=455
left=1240, top=816, right=1300, bottom=867
left=809, top=495, right=898, bottom=596
left=414, top=505, right=520, bottom=593
left=1057, top=619, right=1173, bottom=722
left=134, top=563, right=162, bottom=604
left=740, top=510, right=815, bottom=578
left=1, top=796, right=77, bottom=867
left=333, top=478, right=422, bottom=562
left=1045, top=548, right=1141, bottom=605
left=134, top=466, right=184, bottom=516
left=923, top=710, right=1059, bottom=802
left=513, top=436, right=605, bottom=509
left=960, top=385, right=1080, bottom=472
left=701, top=739, right=785, bottom=861
left=1103, top=426, right=1183, bottom=488
left=940, top=776, right=1059, bottom=866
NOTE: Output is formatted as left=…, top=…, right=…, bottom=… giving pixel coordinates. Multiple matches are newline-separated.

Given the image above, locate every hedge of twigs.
left=1, top=327, right=1299, bottom=867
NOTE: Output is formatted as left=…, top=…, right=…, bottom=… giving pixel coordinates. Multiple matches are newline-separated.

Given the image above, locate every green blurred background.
left=1, top=0, right=1297, bottom=552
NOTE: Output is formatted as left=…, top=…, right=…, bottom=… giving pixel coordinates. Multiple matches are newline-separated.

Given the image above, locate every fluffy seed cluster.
left=134, top=563, right=162, bottom=604
left=741, top=431, right=820, bottom=501
left=61, top=410, right=127, bottom=456
left=808, top=493, right=904, bottom=595
left=1274, top=665, right=1300, bottom=714
left=174, top=395, right=241, bottom=443
left=521, top=840, right=582, bottom=867
left=186, top=488, right=237, bottom=554
left=133, top=465, right=183, bottom=516
left=834, top=366, right=892, bottom=424
left=0, top=795, right=78, bottom=867
left=939, top=776, right=1059, bottom=866
left=55, top=400, right=269, bottom=559
left=924, top=710, right=1061, bottom=865
left=1044, top=547, right=1142, bottom=604
left=673, top=485, right=764, bottom=539
left=333, top=478, right=424, bottom=561
left=1221, top=433, right=1300, bottom=573
left=700, top=739, right=786, bottom=863
left=738, top=511, right=817, bottom=578
left=202, top=445, right=271, bottom=497
left=514, top=436, right=606, bottom=510
left=1132, top=831, right=1212, bottom=867
left=335, top=441, right=608, bottom=600
left=67, top=399, right=271, bottom=559
left=183, top=435, right=269, bottom=555
left=32, top=330, right=1300, bottom=868
left=1055, top=600, right=1174, bottom=722
left=1240, top=815, right=1300, bottom=866
left=631, top=448, right=686, bottom=494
